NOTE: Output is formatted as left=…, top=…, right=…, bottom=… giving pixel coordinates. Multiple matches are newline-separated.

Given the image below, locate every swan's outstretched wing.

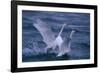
left=33, top=19, right=56, bottom=46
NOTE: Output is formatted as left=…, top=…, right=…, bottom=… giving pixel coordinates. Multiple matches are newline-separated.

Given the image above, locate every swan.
left=57, top=30, right=75, bottom=57
left=33, top=19, right=75, bottom=57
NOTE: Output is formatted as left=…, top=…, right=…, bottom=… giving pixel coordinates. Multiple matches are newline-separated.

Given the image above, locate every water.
left=22, top=10, right=90, bottom=62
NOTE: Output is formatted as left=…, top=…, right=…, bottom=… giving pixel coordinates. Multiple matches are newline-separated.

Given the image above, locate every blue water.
left=22, top=10, right=90, bottom=62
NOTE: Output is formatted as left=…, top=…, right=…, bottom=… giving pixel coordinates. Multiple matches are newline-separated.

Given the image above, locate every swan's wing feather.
left=33, top=19, right=55, bottom=45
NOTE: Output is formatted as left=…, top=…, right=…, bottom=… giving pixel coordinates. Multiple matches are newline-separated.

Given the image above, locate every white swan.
left=57, top=30, right=75, bottom=57
left=33, top=19, right=75, bottom=56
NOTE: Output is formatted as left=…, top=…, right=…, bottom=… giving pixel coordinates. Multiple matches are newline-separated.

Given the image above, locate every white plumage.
left=33, top=19, right=75, bottom=56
